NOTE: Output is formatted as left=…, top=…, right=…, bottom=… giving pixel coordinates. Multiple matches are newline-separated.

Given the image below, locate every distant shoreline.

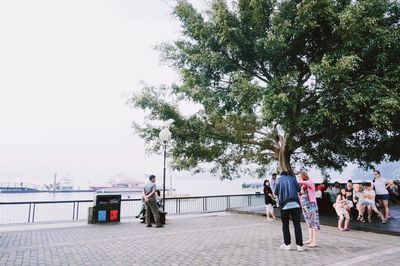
left=0, top=190, right=95, bottom=194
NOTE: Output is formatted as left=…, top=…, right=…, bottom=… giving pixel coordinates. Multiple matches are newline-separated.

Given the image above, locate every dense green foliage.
left=131, top=0, right=400, bottom=178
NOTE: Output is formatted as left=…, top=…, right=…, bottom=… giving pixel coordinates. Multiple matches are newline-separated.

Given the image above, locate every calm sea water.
left=0, top=177, right=262, bottom=202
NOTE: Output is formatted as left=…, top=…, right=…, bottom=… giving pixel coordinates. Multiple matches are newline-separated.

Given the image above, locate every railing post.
left=178, top=198, right=181, bottom=213
left=76, top=202, right=80, bottom=220
left=72, top=202, right=76, bottom=220
left=28, top=203, right=32, bottom=223
left=249, top=195, right=252, bottom=206
left=176, top=199, right=178, bottom=214
left=32, top=203, right=36, bottom=223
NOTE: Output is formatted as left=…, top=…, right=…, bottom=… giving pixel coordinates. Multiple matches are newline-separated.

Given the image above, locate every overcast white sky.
left=0, top=0, right=201, bottom=186
left=1, top=0, right=389, bottom=188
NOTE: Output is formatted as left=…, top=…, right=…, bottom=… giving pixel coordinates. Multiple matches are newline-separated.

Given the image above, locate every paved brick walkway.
left=0, top=213, right=399, bottom=266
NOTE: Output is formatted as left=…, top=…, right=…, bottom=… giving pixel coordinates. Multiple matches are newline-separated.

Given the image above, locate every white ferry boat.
left=90, top=176, right=145, bottom=193
left=58, top=177, right=74, bottom=191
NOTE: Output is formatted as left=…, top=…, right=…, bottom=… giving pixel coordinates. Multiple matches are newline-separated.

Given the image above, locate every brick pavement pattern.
left=0, top=213, right=399, bottom=266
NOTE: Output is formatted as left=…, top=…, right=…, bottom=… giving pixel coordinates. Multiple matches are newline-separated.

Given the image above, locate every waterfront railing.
left=0, top=193, right=265, bottom=224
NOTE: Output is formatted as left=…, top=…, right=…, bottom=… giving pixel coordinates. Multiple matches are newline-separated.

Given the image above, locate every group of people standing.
left=265, top=169, right=394, bottom=251
left=263, top=170, right=320, bottom=251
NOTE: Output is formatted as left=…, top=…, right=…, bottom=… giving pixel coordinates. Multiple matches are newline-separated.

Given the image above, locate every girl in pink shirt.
left=298, top=171, right=320, bottom=247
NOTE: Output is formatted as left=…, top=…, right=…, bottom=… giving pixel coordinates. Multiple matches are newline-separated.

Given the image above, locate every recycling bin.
left=93, top=194, right=121, bottom=223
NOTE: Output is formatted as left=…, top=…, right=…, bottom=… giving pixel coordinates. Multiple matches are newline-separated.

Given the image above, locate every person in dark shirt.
left=345, top=180, right=354, bottom=201
left=274, top=171, right=305, bottom=251
left=345, top=180, right=355, bottom=213
left=263, top=180, right=276, bottom=221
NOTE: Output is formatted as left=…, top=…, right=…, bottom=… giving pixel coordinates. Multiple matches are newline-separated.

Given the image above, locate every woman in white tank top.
left=372, top=170, right=393, bottom=220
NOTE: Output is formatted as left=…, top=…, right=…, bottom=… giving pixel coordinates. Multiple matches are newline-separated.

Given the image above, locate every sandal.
left=382, top=219, right=387, bottom=224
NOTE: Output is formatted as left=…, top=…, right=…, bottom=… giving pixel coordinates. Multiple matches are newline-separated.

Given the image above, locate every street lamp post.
left=159, top=126, right=171, bottom=212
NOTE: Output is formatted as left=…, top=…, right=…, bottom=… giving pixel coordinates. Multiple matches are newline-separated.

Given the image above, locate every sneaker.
left=146, top=224, right=153, bottom=228
left=297, top=245, right=306, bottom=252
left=280, top=244, right=291, bottom=250
left=155, top=224, right=164, bottom=228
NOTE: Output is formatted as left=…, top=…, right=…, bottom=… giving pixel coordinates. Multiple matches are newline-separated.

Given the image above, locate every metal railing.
left=0, top=193, right=265, bottom=224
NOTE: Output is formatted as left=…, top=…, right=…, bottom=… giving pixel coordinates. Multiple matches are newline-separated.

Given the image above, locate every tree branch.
left=218, top=48, right=269, bottom=83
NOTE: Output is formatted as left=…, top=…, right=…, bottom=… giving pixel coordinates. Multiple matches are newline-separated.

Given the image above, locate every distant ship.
left=58, top=177, right=74, bottom=191
left=0, top=182, right=41, bottom=193
left=89, top=175, right=145, bottom=193
left=242, top=182, right=263, bottom=190
left=43, top=177, right=74, bottom=191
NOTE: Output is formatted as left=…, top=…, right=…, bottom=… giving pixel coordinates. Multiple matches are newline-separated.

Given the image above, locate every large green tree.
left=131, top=0, right=400, bottom=178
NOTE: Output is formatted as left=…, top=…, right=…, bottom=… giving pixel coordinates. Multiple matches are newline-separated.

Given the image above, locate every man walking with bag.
left=274, top=171, right=304, bottom=251
left=143, top=175, right=163, bottom=228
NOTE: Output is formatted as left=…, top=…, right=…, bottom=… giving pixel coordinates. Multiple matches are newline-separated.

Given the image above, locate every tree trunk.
left=278, top=144, right=294, bottom=176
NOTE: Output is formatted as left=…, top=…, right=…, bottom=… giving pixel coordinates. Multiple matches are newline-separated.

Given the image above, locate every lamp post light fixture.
left=159, top=126, right=171, bottom=212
